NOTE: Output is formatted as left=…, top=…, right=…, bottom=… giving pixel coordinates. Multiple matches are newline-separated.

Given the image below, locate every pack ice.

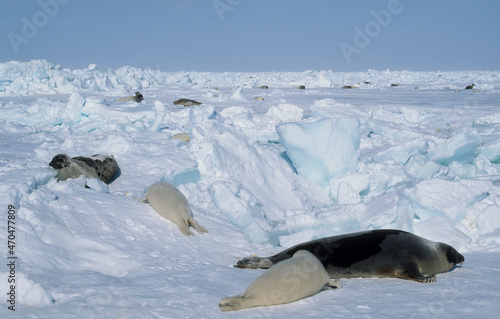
left=1, top=60, right=500, bottom=318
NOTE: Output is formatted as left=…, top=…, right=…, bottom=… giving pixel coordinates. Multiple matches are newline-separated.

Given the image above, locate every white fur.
left=116, top=96, right=134, bottom=102
left=145, top=182, right=207, bottom=236
left=58, top=160, right=92, bottom=180
left=53, top=154, right=101, bottom=181
left=172, top=133, right=190, bottom=142
left=219, top=250, right=340, bottom=312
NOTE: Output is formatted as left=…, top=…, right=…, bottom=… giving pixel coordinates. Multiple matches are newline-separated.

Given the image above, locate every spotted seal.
left=49, top=153, right=120, bottom=184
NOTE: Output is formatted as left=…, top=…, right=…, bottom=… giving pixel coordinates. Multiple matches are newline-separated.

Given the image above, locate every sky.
left=0, top=0, right=499, bottom=73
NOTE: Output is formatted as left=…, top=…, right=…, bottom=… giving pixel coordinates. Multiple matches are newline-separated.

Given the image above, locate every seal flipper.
left=179, top=219, right=194, bottom=237
left=234, top=256, right=274, bottom=269
left=188, top=217, right=208, bottom=235
left=398, top=272, right=437, bottom=283
left=322, top=279, right=342, bottom=290
left=396, top=262, right=437, bottom=283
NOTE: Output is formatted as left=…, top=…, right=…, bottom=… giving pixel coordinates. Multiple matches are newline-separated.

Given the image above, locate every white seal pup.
left=236, top=229, right=464, bottom=283
left=117, top=91, right=143, bottom=103
left=144, top=182, right=207, bottom=236
left=172, top=133, right=190, bottom=142
left=49, top=154, right=120, bottom=184
left=220, top=250, right=341, bottom=312
left=173, top=98, right=202, bottom=106
left=116, top=96, right=134, bottom=102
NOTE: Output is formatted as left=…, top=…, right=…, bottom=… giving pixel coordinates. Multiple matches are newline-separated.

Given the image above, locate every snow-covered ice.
left=1, top=60, right=500, bottom=318
left=277, top=117, right=360, bottom=187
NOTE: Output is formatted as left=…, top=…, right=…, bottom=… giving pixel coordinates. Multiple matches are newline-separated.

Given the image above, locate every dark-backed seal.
left=173, top=98, right=202, bottom=106
left=235, top=229, right=464, bottom=283
left=220, top=250, right=341, bottom=312
left=144, top=182, right=207, bottom=236
left=465, top=84, right=475, bottom=89
left=133, top=91, right=143, bottom=102
left=49, top=154, right=120, bottom=184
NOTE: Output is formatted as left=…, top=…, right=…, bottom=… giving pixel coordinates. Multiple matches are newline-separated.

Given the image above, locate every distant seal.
left=257, top=85, right=269, bottom=89
left=116, top=91, right=143, bottom=103
left=172, top=133, right=190, bottom=142
left=292, top=85, right=306, bottom=89
left=235, top=229, right=464, bottom=283
left=144, top=182, right=207, bottom=236
left=465, top=84, right=475, bottom=89
left=173, top=99, right=202, bottom=106
left=133, top=91, right=143, bottom=102
left=220, top=250, right=341, bottom=312
left=49, top=154, right=120, bottom=184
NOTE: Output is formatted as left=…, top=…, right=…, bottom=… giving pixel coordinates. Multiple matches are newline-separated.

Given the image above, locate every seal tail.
left=234, top=256, right=274, bottom=269
left=188, top=217, right=208, bottom=235
left=323, top=279, right=342, bottom=290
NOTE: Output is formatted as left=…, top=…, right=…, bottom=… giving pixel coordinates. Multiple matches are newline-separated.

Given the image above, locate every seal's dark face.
left=446, top=246, right=465, bottom=266
left=49, top=154, right=71, bottom=169
left=134, top=92, right=143, bottom=102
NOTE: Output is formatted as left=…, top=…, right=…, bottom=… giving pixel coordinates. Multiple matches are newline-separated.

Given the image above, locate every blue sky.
left=1, top=0, right=499, bottom=72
